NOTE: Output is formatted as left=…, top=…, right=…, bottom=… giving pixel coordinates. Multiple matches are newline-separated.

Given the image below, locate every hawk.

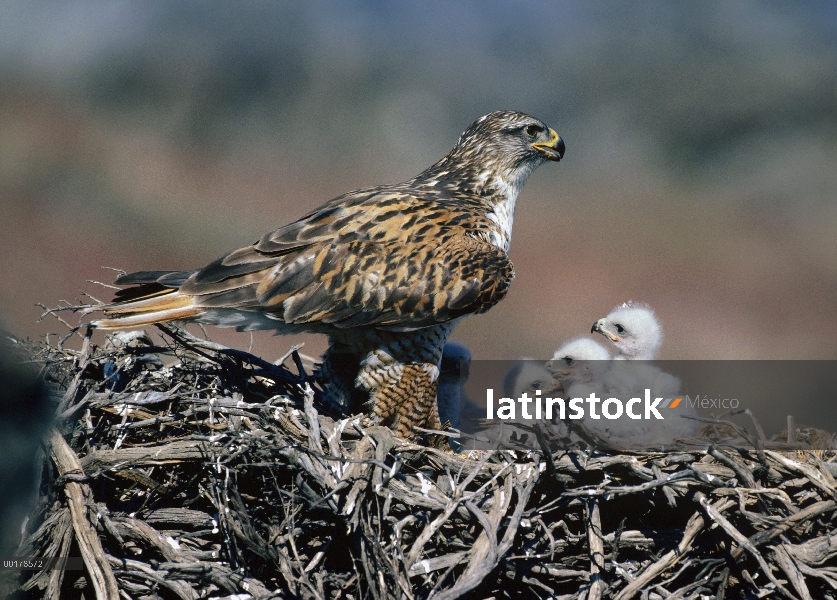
left=91, top=110, right=564, bottom=438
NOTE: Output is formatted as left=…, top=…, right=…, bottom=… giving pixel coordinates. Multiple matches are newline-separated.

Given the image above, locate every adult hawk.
left=91, top=110, right=564, bottom=438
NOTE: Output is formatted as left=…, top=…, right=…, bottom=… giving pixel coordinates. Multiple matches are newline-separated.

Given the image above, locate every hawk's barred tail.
left=91, top=291, right=202, bottom=330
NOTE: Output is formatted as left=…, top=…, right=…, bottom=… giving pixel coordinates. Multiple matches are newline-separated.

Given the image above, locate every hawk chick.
left=502, top=359, right=557, bottom=399
left=90, top=111, right=564, bottom=438
left=591, top=302, right=662, bottom=360
left=546, top=336, right=611, bottom=387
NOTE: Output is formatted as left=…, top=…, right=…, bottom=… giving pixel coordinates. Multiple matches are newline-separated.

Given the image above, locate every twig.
left=48, top=429, right=120, bottom=600
left=586, top=498, right=607, bottom=600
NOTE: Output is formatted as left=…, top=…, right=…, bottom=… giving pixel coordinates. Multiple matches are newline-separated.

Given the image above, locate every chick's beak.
left=592, top=318, right=621, bottom=343
left=533, top=128, right=565, bottom=161
left=590, top=317, right=620, bottom=343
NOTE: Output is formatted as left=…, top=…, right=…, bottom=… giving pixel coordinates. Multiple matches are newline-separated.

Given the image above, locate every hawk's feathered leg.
left=321, top=323, right=454, bottom=438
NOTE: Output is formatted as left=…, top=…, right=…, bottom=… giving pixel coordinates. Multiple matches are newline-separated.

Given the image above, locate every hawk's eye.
left=524, top=124, right=541, bottom=138
left=615, top=324, right=625, bottom=334
left=530, top=381, right=542, bottom=390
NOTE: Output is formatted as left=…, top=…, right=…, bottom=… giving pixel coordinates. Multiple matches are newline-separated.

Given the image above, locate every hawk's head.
left=456, top=110, right=565, bottom=166
left=415, top=110, right=564, bottom=192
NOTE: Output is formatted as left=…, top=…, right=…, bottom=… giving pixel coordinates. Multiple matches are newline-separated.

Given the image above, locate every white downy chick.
left=547, top=336, right=611, bottom=388
left=588, top=302, right=697, bottom=447
left=544, top=339, right=612, bottom=445
left=592, top=302, right=662, bottom=360
left=503, top=359, right=557, bottom=400
left=547, top=336, right=610, bottom=419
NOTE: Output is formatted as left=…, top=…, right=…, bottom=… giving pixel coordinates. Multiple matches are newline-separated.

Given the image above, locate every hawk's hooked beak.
left=533, top=128, right=565, bottom=161
left=591, top=319, right=620, bottom=343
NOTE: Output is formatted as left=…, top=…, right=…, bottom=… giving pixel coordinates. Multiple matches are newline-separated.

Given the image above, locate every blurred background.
left=1, top=1, right=835, bottom=361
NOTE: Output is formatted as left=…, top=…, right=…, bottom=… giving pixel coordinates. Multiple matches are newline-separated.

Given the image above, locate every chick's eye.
left=530, top=381, right=542, bottom=390
left=615, top=324, right=625, bottom=334
left=524, top=124, right=541, bottom=138
left=563, top=357, right=574, bottom=366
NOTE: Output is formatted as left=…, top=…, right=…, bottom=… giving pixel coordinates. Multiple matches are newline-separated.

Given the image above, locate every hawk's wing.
left=173, top=189, right=513, bottom=331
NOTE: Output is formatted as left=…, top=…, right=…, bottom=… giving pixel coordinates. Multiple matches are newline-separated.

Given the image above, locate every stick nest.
left=5, top=324, right=837, bottom=600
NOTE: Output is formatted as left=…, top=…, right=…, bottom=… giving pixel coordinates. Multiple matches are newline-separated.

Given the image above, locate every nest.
left=4, top=322, right=837, bottom=600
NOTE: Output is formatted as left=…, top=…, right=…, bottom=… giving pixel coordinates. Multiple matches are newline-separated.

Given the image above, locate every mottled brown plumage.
left=91, top=110, right=564, bottom=438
